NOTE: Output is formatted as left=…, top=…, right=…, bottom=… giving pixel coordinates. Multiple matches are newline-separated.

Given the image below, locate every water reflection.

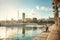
left=0, top=25, right=42, bottom=40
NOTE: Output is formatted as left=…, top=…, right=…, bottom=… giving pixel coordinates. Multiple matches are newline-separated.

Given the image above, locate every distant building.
left=33, top=18, right=38, bottom=23
left=40, top=18, right=46, bottom=22
left=47, top=17, right=55, bottom=24
left=38, top=19, right=40, bottom=22
left=22, top=13, right=25, bottom=22
left=39, top=18, right=47, bottom=24
left=47, top=17, right=60, bottom=24
left=47, top=17, right=54, bottom=21
left=25, top=18, right=33, bottom=23
left=17, top=19, right=22, bottom=23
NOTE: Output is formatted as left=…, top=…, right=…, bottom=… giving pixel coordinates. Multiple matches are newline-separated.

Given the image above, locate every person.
left=46, top=26, right=48, bottom=32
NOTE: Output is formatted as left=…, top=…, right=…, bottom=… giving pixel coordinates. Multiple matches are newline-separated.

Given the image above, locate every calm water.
left=0, top=25, right=43, bottom=40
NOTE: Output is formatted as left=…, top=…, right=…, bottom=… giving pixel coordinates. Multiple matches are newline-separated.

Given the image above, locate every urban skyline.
left=0, top=0, right=53, bottom=20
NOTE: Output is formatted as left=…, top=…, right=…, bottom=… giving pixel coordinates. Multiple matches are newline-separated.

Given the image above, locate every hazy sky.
left=0, top=0, right=53, bottom=20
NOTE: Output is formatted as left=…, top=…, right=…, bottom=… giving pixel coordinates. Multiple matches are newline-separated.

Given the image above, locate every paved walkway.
left=47, top=25, right=60, bottom=40
left=33, top=24, right=60, bottom=40
left=33, top=31, right=50, bottom=40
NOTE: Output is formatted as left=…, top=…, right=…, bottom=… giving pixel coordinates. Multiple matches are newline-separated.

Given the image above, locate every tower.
left=22, top=13, right=25, bottom=34
left=22, top=13, right=25, bottom=22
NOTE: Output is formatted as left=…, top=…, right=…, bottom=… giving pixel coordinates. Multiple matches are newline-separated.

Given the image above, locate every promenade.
left=33, top=31, right=50, bottom=40
left=33, top=24, right=53, bottom=40
left=33, top=0, right=60, bottom=40
left=33, top=24, right=60, bottom=40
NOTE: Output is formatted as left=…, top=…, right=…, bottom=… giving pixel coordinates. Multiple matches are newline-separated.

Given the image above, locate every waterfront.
left=0, top=25, right=43, bottom=40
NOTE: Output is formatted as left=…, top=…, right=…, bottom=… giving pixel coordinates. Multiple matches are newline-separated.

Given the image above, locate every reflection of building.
left=22, top=13, right=25, bottom=22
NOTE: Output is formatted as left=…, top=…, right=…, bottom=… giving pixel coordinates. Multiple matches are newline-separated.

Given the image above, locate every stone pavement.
left=47, top=25, right=60, bottom=40
left=33, top=24, right=60, bottom=40
left=33, top=31, right=50, bottom=40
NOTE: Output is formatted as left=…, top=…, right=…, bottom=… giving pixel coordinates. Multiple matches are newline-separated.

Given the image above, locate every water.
left=0, top=25, right=42, bottom=40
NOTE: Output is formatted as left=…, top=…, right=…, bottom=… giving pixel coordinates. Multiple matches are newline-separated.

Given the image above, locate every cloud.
left=19, top=8, right=36, bottom=18
left=18, top=8, right=42, bottom=19
left=0, top=1, right=43, bottom=20
left=36, top=6, right=39, bottom=10
left=36, top=6, right=53, bottom=11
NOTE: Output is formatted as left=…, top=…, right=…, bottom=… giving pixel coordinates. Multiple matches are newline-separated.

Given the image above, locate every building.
left=47, top=17, right=55, bottom=24
left=47, top=17, right=54, bottom=21
left=25, top=18, right=33, bottom=23
left=22, top=13, right=25, bottom=22
left=33, top=18, right=37, bottom=23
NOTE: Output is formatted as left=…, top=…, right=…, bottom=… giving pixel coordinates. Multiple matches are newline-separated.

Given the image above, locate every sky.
left=0, top=0, right=53, bottom=20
